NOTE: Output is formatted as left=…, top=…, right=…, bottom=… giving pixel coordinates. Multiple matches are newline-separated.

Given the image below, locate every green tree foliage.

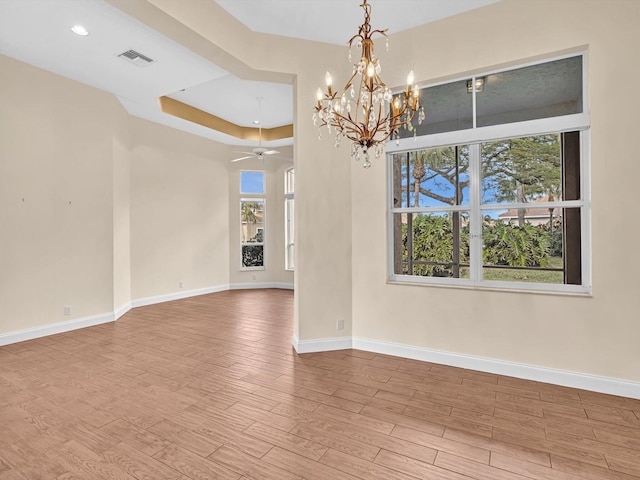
left=403, top=214, right=469, bottom=276
left=541, top=218, right=563, bottom=257
left=482, top=222, right=551, bottom=268
left=241, top=201, right=261, bottom=223
left=402, top=135, right=561, bottom=207
left=482, top=135, right=561, bottom=203
left=406, top=146, right=470, bottom=206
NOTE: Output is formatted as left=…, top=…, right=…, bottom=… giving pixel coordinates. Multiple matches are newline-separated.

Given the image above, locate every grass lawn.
left=481, top=256, right=563, bottom=284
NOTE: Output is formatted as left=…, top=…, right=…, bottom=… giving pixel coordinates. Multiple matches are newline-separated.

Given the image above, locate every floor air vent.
left=118, top=49, right=155, bottom=67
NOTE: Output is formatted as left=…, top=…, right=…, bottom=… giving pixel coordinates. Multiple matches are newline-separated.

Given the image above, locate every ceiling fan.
left=231, top=98, right=289, bottom=163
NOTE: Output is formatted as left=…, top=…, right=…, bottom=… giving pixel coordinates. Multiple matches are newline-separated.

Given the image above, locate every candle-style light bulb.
left=325, top=71, right=332, bottom=87
left=412, top=84, right=419, bottom=109
left=366, top=62, right=375, bottom=78
left=407, top=70, right=415, bottom=86
left=316, top=88, right=323, bottom=102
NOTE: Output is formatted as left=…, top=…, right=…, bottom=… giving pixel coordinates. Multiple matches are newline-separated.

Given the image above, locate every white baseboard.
left=292, top=334, right=353, bottom=353
left=114, top=302, right=132, bottom=320
left=230, top=282, right=294, bottom=290
left=0, top=283, right=294, bottom=347
left=0, top=312, right=114, bottom=347
left=131, top=284, right=231, bottom=308
left=132, top=283, right=293, bottom=308
left=291, top=335, right=640, bottom=400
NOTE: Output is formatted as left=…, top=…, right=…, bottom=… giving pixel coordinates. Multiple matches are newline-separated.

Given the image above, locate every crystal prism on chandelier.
left=313, top=0, right=425, bottom=168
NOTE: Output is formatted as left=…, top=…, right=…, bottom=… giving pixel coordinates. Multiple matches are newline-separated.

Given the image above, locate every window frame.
left=240, top=170, right=266, bottom=271
left=386, top=52, right=591, bottom=294
left=284, top=167, right=295, bottom=271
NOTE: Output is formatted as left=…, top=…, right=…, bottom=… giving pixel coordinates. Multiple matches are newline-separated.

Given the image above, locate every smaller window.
left=240, top=171, right=265, bottom=194
left=241, top=199, right=265, bottom=269
left=240, top=171, right=266, bottom=270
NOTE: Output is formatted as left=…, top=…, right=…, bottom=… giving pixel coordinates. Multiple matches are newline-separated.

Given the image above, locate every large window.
left=285, top=167, right=294, bottom=270
left=240, top=171, right=265, bottom=269
left=388, top=54, right=589, bottom=293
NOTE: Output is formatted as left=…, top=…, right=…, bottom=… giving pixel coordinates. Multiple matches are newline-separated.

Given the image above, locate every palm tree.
left=241, top=202, right=260, bottom=223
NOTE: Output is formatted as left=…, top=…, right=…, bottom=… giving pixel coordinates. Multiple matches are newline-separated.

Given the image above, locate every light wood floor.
left=1, top=289, right=639, bottom=480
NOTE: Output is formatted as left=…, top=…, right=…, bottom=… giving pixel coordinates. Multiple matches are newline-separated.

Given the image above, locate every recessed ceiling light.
left=70, top=25, right=89, bottom=36
left=253, top=120, right=260, bottom=125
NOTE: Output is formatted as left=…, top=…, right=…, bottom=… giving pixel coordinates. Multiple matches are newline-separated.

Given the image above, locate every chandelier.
left=313, top=0, right=424, bottom=168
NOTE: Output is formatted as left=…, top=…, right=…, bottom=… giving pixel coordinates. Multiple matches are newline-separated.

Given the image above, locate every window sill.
left=386, top=278, right=592, bottom=297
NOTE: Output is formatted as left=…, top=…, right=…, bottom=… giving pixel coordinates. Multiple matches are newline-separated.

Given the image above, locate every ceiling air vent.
left=118, top=49, right=155, bottom=67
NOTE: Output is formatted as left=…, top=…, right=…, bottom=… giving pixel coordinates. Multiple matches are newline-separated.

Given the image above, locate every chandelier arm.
left=330, top=112, right=365, bottom=137
left=368, top=29, right=388, bottom=38
left=347, top=33, right=365, bottom=47
left=341, top=71, right=358, bottom=95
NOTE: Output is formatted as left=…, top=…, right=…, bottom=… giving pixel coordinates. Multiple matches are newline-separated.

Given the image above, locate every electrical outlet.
left=336, top=319, right=344, bottom=330
left=64, top=306, right=72, bottom=316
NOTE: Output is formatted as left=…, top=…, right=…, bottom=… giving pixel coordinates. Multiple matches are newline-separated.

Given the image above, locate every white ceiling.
left=0, top=0, right=501, bottom=147
left=215, top=0, right=501, bottom=45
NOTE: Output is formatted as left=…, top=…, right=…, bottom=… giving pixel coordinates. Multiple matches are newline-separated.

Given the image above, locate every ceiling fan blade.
left=234, top=151, right=257, bottom=155
left=262, top=150, right=280, bottom=156
left=231, top=156, right=254, bottom=162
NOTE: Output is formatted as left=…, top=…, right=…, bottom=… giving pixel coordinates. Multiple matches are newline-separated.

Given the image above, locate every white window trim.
left=284, top=167, right=295, bottom=271
left=386, top=52, right=591, bottom=295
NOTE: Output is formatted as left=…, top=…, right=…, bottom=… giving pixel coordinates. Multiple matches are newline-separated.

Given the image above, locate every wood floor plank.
left=375, top=449, right=469, bottom=480
left=243, top=422, right=328, bottom=460
left=208, top=445, right=303, bottom=480
left=319, top=448, right=417, bottom=480
left=551, top=455, right=640, bottom=480
left=262, top=446, right=362, bottom=480
left=290, top=421, right=381, bottom=461
left=493, top=427, right=609, bottom=468
left=152, top=444, right=240, bottom=480
left=491, top=451, right=583, bottom=480
left=0, top=289, right=638, bottom=480
left=55, top=439, right=138, bottom=480
left=443, top=427, right=551, bottom=467
left=102, top=442, right=182, bottom=480
left=391, top=424, right=491, bottom=464
left=146, top=419, right=222, bottom=458
left=434, top=451, right=531, bottom=480
left=311, top=415, right=440, bottom=464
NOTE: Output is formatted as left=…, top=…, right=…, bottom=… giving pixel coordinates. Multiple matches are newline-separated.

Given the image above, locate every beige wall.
left=129, top=117, right=230, bottom=300
left=350, top=0, right=640, bottom=382
left=0, top=55, right=117, bottom=333
left=113, top=107, right=131, bottom=314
